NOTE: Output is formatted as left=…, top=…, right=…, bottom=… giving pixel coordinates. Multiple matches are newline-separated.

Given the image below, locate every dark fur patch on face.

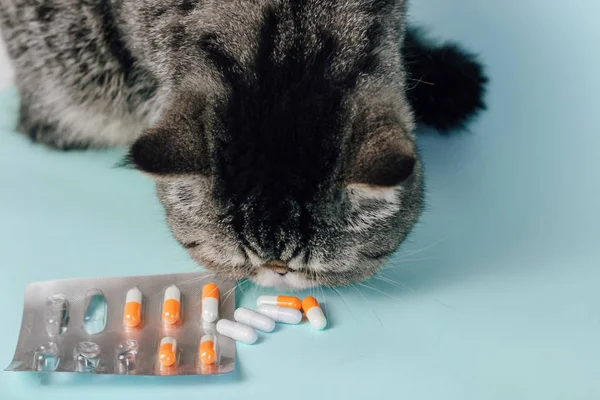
left=93, top=0, right=136, bottom=83
left=200, top=4, right=385, bottom=256
left=178, top=0, right=196, bottom=14
left=36, top=0, right=57, bottom=23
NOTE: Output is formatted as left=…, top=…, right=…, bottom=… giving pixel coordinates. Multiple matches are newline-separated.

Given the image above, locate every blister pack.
left=5, top=272, right=236, bottom=376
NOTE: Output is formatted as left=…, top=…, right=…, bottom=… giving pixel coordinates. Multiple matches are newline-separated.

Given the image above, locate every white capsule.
left=216, top=319, right=258, bottom=345
left=234, top=307, right=276, bottom=332
left=306, top=307, right=327, bottom=330
left=258, top=304, right=302, bottom=324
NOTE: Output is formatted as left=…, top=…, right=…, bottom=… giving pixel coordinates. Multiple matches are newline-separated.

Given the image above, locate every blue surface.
left=1, top=1, right=599, bottom=398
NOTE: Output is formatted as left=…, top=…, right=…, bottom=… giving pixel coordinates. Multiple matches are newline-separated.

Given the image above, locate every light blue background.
left=1, top=1, right=599, bottom=398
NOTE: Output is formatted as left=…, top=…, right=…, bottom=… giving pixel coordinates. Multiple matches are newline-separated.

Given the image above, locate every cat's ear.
left=125, top=92, right=211, bottom=177
left=126, top=125, right=210, bottom=176
left=345, top=127, right=417, bottom=187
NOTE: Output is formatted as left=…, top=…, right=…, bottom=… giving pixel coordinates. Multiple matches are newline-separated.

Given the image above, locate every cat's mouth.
left=251, top=268, right=317, bottom=290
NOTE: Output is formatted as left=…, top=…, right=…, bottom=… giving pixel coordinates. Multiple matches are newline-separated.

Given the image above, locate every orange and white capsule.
left=256, top=295, right=302, bottom=310
left=158, top=337, right=178, bottom=368
left=123, top=287, right=143, bottom=328
left=202, top=283, right=219, bottom=323
left=198, top=334, right=218, bottom=365
left=302, top=296, right=327, bottom=330
left=162, top=285, right=181, bottom=326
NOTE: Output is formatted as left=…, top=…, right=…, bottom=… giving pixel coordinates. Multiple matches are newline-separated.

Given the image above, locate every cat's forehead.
left=194, top=0, right=404, bottom=68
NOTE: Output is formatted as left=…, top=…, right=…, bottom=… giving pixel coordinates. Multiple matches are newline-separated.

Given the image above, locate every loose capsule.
left=234, top=307, right=276, bottom=332
left=216, top=319, right=258, bottom=345
left=302, top=296, right=327, bottom=330
left=257, top=295, right=302, bottom=310
left=162, top=285, right=181, bottom=326
left=202, top=283, right=219, bottom=323
left=258, top=304, right=302, bottom=324
left=123, top=287, right=143, bottom=328
left=158, top=337, right=177, bottom=368
left=198, top=334, right=218, bottom=365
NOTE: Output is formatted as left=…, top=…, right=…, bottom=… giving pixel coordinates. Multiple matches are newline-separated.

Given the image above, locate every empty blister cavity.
left=115, top=340, right=139, bottom=374
left=123, top=287, right=143, bottom=329
left=45, top=294, right=69, bottom=337
left=33, top=342, right=60, bottom=372
left=83, top=289, right=107, bottom=334
left=74, top=341, right=101, bottom=372
left=162, top=285, right=181, bottom=327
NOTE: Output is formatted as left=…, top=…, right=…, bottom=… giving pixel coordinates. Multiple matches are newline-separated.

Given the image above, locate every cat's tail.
left=403, top=27, right=488, bottom=132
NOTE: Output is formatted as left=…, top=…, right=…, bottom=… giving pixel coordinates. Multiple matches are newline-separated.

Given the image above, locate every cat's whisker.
left=350, top=284, right=384, bottom=328
left=175, top=270, right=216, bottom=286
left=406, top=77, right=434, bottom=91
left=357, top=282, right=403, bottom=301
left=238, top=277, right=248, bottom=295
left=373, top=272, right=416, bottom=292
left=406, top=77, right=434, bottom=85
left=251, top=278, right=260, bottom=298
left=317, top=283, right=329, bottom=322
left=385, top=256, right=441, bottom=267
left=395, top=236, right=448, bottom=259
left=221, top=279, right=249, bottom=305
left=234, top=279, right=252, bottom=302
left=331, top=286, right=356, bottom=320
left=220, top=287, right=236, bottom=303
left=382, top=256, right=442, bottom=272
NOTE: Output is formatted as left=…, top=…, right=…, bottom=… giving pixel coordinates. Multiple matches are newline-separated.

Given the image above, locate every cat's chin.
left=251, top=269, right=317, bottom=291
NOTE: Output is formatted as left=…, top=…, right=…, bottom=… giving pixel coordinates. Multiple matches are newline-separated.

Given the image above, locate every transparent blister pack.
left=5, top=272, right=236, bottom=376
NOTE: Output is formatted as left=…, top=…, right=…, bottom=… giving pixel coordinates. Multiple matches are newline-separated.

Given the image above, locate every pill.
left=234, top=307, right=276, bottom=332
left=258, top=304, right=302, bottom=324
left=198, top=334, right=218, bottom=365
left=302, top=296, right=327, bottom=330
left=216, top=319, right=258, bottom=345
left=257, top=295, right=302, bottom=310
left=158, top=337, right=177, bottom=368
left=202, top=283, right=219, bottom=323
left=162, top=285, right=181, bottom=326
left=123, top=287, right=143, bottom=328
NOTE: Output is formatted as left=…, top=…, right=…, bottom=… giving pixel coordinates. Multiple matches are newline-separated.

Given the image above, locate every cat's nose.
left=264, top=259, right=289, bottom=276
